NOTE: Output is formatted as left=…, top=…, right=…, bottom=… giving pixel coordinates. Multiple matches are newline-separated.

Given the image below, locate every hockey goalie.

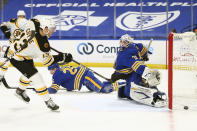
left=111, top=34, right=167, bottom=107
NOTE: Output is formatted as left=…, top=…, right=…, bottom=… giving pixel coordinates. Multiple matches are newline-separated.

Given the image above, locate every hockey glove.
left=142, top=67, right=161, bottom=87
left=57, top=53, right=73, bottom=64
left=111, top=72, right=132, bottom=83
left=0, top=25, right=11, bottom=39
left=142, top=55, right=149, bottom=61
left=63, top=53, right=73, bottom=63
left=4, top=31, right=11, bottom=39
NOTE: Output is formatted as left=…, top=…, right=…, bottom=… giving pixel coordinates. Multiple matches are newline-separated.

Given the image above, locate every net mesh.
left=170, top=32, right=197, bottom=110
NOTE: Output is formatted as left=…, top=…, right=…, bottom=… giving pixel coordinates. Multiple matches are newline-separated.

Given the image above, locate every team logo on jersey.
left=34, top=10, right=108, bottom=31
left=116, top=10, right=180, bottom=31
left=77, top=42, right=94, bottom=55
left=13, top=29, right=22, bottom=39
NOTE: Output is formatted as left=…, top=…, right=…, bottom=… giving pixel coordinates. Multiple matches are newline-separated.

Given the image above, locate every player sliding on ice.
left=111, top=34, right=167, bottom=107
left=0, top=14, right=72, bottom=110
left=45, top=63, right=126, bottom=94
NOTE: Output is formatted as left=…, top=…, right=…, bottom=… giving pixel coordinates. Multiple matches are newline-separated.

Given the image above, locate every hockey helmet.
left=17, top=10, right=26, bottom=17
left=120, top=34, right=133, bottom=47
left=39, top=18, right=56, bottom=31
left=48, top=63, right=59, bottom=70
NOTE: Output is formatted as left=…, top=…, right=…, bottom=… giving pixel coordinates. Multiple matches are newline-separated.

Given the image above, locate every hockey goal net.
left=168, top=32, right=197, bottom=110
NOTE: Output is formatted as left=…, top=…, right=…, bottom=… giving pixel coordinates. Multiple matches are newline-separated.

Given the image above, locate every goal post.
left=168, top=32, right=197, bottom=110
left=168, top=33, right=173, bottom=109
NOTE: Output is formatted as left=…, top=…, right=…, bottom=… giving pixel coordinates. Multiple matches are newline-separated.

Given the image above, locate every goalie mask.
left=39, top=18, right=56, bottom=37
left=120, top=34, right=133, bottom=48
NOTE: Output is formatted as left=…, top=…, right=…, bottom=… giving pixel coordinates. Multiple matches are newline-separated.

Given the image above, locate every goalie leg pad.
left=130, top=83, right=167, bottom=107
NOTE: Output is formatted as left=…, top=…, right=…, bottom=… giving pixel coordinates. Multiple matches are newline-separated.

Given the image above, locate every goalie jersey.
left=114, top=43, right=148, bottom=76
left=113, top=43, right=149, bottom=97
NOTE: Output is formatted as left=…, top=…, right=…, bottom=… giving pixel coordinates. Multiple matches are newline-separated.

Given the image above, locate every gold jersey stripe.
left=85, top=76, right=102, bottom=90
left=74, top=67, right=86, bottom=90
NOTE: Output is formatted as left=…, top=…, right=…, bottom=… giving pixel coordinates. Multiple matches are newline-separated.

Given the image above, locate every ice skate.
left=118, top=86, right=133, bottom=100
left=15, top=88, right=30, bottom=103
left=45, top=98, right=59, bottom=111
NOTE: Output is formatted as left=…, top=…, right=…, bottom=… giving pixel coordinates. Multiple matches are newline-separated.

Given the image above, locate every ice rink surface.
left=1, top=67, right=197, bottom=131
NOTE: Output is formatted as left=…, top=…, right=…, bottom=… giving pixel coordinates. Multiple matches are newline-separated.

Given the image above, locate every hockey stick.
left=0, top=42, right=28, bottom=68
left=1, top=77, right=34, bottom=89
left=142, top=38, right=153, bottom=64
left=147, top=38, right=153, bottom=51
left=50, top=47, right=112, bottom=82
left=1, top=77, right=67, bottom=91
left=72, top=59, right=112, bottom=82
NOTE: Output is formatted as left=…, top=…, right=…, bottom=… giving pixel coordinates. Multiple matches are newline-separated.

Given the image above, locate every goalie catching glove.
left=142, top=67, right=161, bottom=87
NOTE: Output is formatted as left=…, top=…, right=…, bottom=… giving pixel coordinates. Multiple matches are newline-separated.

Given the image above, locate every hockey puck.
left=184, top=106, right=189, bottom=110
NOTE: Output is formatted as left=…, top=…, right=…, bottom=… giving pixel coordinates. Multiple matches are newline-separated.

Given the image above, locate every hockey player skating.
left=0, top=10, right=29, bottom=77
left=0, top=10, right=26, bottom=40
left=111, top=34, right=167, bottom=107
left=45, top=63, right=125, bottom=94
left=1, top=15, right=72, bottom=110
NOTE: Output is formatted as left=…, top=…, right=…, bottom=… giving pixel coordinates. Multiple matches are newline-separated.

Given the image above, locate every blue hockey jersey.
left=48, top=66, right=88, bottom=93
left=114, top=43, right=149, bottom=97
left=114, top=43, right=148, bottom=76
left=47, top=65, right=125, bottom=94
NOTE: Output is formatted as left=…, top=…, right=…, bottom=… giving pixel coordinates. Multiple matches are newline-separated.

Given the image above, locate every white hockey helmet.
left=17, top=10, right=26, bottom=17
left=39, top=17, right=56, bottom=35
left=120, top=34, right=133, bottom=47
left=39, top=17, right=56, bottom=30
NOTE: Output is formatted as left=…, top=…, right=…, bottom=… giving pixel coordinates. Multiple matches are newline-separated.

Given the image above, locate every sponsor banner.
left=0, top=0, right=196, bottom=38
left=0, top=40, right=167, bottom=66
left=49, top=39, right=167, bottom=65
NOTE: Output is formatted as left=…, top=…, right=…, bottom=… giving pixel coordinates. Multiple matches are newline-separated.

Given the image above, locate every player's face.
left=18, top=15, right=25, bottom=19
left=43, top=27, right=49, bottom=35
left=47, top=28, right=55, bottom=38
left=49, top=68, right=57, bottom=75
left=120, top=40, right=129, bottom=47
left=40, top=27, right=55, bottom=38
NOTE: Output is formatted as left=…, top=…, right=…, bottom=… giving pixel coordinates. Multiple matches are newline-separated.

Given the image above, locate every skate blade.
left=14, top=93, right=30, bottom=104
left=51, top=109, right=60, bottom=113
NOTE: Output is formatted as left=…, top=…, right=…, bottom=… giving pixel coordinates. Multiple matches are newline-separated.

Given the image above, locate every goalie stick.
left=147, top=38, right=153, bottom=51
left=50, top=47, right=112, bottom=83
left=142, top=38, right=153, bottom=64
